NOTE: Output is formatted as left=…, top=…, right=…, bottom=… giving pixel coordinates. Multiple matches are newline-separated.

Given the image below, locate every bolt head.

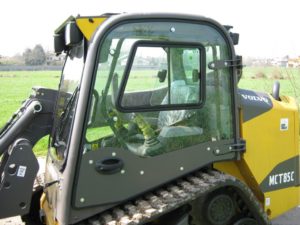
left=170, top=27, right=176, bottom=32
left=80, top=198, right=85, bottom=203
left=140, top=170, right=144, bottom=175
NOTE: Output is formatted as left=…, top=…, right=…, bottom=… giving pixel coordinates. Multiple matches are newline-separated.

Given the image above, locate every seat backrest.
left=157, top=80, right=198, bottom=128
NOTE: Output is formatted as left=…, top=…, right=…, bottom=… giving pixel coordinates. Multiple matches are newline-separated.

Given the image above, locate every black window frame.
left=116, top=40, right=206, bottom=112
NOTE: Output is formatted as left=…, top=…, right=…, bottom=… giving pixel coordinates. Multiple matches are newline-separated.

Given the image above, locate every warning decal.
left=17, top=166, right=27, bottom=177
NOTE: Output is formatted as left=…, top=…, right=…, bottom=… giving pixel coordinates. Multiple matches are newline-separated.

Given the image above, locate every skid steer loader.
left=0, top=13, right=299, bottom=225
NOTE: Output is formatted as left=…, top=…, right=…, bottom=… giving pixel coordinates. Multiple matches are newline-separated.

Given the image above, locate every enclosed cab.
left=43, top=13, right=246, bottom=224
left=0, top=13, right=299, bottom=225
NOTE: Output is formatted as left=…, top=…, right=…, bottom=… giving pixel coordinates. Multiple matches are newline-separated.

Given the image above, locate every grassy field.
left=0, top=67, right=299, bottom=156
left=239, top=67, right=300, bottom=103
left=0, top=71, right=60, bottom=156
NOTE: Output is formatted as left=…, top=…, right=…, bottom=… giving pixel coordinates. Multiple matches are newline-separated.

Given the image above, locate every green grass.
left=0, top=67, right=299, bottom=156
left=0, top=71, right=60, bottom=156
left=238, top=67, right=300, bottom=103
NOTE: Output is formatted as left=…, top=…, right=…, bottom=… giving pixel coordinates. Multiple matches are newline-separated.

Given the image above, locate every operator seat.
left=156, top=80, right=203, bottom=149
left=158, top=80, right=199, bottom=127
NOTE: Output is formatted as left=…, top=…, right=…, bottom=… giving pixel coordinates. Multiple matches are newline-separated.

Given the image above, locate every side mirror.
left=65, top=21, right=83, bottom=46
left=54, top=20, right=83, bottom=54
left=54, top=33, right=66, bottom=54
left=230, top=32, right=239, bottom=45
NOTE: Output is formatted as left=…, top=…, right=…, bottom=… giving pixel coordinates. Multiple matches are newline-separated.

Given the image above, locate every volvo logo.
left=241, top=94, right=270, bottom=104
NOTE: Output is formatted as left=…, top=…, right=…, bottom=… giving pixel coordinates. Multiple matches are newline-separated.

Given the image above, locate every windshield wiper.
left=60, top=86, right=79, bottom=125
left=53, top=86, right=79, bottom=147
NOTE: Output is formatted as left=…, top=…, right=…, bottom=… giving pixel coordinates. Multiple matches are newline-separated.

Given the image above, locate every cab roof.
left=55, top=13, right=118, bottom=41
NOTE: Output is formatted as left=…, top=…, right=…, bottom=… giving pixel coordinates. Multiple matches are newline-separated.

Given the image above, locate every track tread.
left=85, top=170, right=271, bottom=225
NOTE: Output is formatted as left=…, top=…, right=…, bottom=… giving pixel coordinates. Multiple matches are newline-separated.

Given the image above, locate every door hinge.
left=212, top=139, right=246, bottom=156
left=208, top=56, right=243, bottom=70
left=229, top=139, right=246, bottom=152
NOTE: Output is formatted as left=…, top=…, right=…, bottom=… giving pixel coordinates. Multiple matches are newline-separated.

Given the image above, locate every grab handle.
left=95, top=157, right=123, bottom=174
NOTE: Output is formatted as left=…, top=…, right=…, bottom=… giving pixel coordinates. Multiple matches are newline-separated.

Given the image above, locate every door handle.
left=95, top=157, right=124, bottom=174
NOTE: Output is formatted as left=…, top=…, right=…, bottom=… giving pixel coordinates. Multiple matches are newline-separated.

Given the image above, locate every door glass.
left=121, top=45, right=202, bottom=109
left=84, top=21, right=234, bottom=157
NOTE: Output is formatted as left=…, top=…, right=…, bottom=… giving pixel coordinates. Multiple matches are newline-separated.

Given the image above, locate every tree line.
left=0, top=45, right=64, bottom=66
left=23, top=44, right=46, bottom=65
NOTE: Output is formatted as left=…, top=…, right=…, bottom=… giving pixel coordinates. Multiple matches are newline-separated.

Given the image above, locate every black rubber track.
left=77, top=169, right=271, bottom=225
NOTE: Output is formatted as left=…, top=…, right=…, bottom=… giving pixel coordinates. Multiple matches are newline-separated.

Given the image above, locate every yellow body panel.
left=214, top=159, right=265, bottom=203
left=76, top=17, right=107, bottom=41
left=215, top=94, right=300, bottom=219
left=243, top=95, right=298, bottom=183
left=41, top=193, right=57, bottom=225
left=264, top=187, right=300, bottom=219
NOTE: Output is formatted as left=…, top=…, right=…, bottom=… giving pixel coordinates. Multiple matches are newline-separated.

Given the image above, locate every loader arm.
left=0, top=87, right=57, bottom=219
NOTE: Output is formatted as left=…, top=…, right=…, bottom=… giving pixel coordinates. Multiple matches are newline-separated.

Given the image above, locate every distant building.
left=288, top=57, right=300, bottom=68
left=270, top=57, right=289, bottom=67
left=248, top=56, right=293, bottom=67
left=46, top=52, right=65, bottom=66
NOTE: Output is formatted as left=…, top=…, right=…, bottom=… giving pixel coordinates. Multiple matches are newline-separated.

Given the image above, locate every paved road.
left=1, top=207, right=300, bottom=225
left=272, top=206, right=300, bottom=225
left=0, top=217, right=23, bottom=225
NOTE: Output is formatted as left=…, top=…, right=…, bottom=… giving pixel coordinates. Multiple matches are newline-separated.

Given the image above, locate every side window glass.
left=50, top=42, right=84, bottom=161
left=119, top=43, right=204, bottom=111
left=121, top=46, right=168, bottom=107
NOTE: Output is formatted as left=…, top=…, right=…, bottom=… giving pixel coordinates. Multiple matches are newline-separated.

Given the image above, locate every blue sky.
left=1, top=0, right=299, bottom=58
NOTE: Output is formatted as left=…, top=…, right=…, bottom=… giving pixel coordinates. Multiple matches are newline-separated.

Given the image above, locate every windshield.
left=50, top=41, right=84, bottom=161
